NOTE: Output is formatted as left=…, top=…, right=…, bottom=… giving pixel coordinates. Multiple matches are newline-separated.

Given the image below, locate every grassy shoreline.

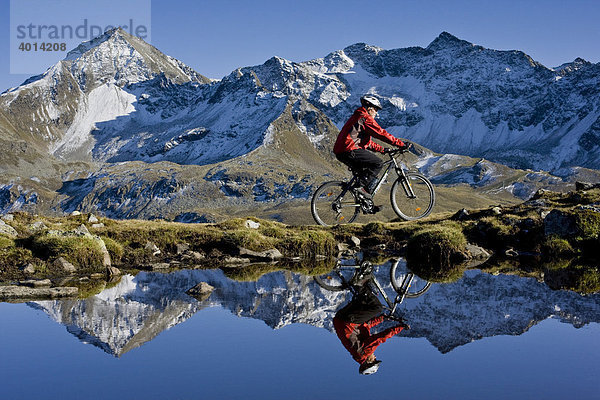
left=1, top=187, right=599, bottom=297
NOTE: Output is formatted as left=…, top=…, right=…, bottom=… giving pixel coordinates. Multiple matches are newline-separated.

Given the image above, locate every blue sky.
left=1, top=0, right=599, bottom=91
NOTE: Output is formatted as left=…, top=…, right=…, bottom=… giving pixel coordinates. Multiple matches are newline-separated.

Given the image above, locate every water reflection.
left=27, top=259, right=600, bottom=357
left=333, top=285, right=408, bottom=375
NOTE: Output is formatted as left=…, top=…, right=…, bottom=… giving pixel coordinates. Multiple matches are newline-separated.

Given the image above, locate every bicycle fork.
left=397, top=168, right=417, bottom=199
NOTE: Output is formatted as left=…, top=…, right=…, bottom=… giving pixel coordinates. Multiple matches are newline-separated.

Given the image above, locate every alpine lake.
left=1, top=257, right=599, bottom=400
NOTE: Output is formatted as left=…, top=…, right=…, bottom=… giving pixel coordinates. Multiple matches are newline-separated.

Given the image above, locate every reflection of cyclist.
left=333, top=285, right=409, bottom=375
left=333, top=95, right=408, bottom=201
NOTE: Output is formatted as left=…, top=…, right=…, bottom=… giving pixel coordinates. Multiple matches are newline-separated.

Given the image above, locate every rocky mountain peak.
left=62, top=27, right=209, bottom=90
left=426, top=31, right=478, bottom=52
left=342, top=42, right=384, bottom=60
left=63, top=27, right=127, bottom=60
left=554, top=57, right=593, bottom=75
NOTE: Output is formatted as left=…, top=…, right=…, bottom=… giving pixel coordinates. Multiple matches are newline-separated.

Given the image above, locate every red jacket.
left=333, top=315, right=404, bottom=365
left=333, top=107, right=405, bottom=154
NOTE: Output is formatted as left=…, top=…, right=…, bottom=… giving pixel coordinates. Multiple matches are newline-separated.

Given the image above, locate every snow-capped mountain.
left=29, top=265, right=600, bottom=356
left=1, top=29, right=599, bottom=220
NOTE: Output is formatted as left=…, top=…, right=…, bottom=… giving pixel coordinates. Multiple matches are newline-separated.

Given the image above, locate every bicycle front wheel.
left=311, top=181, right=360, bottom=226
left=390, top=260, right=431, bottom=298
left=390, top=173, right=435, bottom=220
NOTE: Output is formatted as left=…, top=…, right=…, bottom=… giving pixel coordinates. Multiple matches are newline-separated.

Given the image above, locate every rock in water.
left=0, top=286, right=78, bottom=300
left=19, top=279, right=52, bottom=288
left=186, top=282, right=214, bottom=301
left=106, top=266, right=121, bottom=277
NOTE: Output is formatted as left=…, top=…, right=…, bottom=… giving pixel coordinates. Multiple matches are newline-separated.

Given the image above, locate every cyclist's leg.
left=349, top=150, right=383, bottom=192
left=335, top=288, right=384, bottom=324
left=335, top=151, right=363, bottom=189
left=337, top=150, right=382, bottom=193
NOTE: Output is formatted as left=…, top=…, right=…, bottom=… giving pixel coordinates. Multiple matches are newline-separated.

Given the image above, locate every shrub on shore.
left=31, top=233, right=105, bottom=271
left=406, top=225, right=467, bottom=265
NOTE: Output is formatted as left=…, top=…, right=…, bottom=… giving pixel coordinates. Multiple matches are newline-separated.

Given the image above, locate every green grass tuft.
left=101, top=236, right=124, bottom=263
left=406, top=226, right=467, bottom=264
left=405, top=225, right=468, bottom=283
left=542, top=236, right=576, bottom=258
left=31, top=234, right=105, bottom=271
left=0, top=235, right=15, bottom=250
left=573, top=210, right=600, bottom=239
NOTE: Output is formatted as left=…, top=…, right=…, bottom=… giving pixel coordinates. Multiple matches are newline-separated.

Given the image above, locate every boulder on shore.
left=0, top=220, right=18, bottom=237
left=237, top=247, right=283, bottom=261
left=0, top=286, right=78, bottom=301
left=54, top=257, right=76, bottom=273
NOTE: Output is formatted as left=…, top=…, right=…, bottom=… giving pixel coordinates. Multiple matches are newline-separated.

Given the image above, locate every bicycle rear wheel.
left=390, top=259, right=431, bottom=297
left=311, top=181, right=360, bottom=226
left=390, top=172, right=435, bottom=220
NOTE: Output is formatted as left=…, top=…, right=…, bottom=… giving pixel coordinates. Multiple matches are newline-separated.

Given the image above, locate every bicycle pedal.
left=370, top=205, right=383, bottom=214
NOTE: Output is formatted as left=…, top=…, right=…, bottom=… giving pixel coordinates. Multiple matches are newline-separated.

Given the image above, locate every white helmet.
left=359, top=359, right=382, bottom=375
left=360, top=95, right=382, bottom=110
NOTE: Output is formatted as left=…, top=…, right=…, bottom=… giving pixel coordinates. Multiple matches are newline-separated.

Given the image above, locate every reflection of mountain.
left=401, top=270, right=600, bottom=353
left=30, top=265, right=600, bottom=356
left=29, top=275, right=210, bottom=356
left=29, top=270, right=341, bottom=357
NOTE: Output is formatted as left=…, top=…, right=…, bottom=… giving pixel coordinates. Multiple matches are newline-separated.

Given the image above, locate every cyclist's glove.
left=398, top=143, right=412, bottom=151
left=385, top=315, right=410, bottom=329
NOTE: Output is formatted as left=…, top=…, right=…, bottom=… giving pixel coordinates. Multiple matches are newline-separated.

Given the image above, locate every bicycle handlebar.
left=383, top=143, right=413, bottom=155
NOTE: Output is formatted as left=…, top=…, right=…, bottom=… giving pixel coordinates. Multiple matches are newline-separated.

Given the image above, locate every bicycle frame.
left=332, top=151, right=416, bottom=208
left=341, top=264, right=416, bottom=315
left=371, top=152, right=416, bottom=198
left=369, top=273, right=418, bottom=314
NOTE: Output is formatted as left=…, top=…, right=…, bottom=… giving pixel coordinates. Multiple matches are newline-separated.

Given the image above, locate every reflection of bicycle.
left=311, top=147, right=435, bottom=226
left=314, top=259, right=431, bottom=315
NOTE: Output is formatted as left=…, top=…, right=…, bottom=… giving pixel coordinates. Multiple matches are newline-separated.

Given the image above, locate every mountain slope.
left=1, top=30, right=599, bottom=220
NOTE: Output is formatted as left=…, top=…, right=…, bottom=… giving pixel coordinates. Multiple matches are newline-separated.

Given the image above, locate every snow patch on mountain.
left=51, top=83, right=137, bottom=158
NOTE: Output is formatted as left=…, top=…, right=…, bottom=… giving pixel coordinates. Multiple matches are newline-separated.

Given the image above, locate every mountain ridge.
left=1, top=30, right=599, bottom=221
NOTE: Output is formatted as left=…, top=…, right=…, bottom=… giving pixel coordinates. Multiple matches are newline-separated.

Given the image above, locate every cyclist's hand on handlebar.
left=384, top=143, right=412, bottom=154
left=385, top=314, right=411, bottom=329
left=399, top=143, right=413, bottom=152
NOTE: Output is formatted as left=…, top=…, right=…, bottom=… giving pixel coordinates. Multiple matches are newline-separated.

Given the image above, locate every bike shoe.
left=355, top=187, right=373, bottom=200
left=351, top=273, right=374, bottom=287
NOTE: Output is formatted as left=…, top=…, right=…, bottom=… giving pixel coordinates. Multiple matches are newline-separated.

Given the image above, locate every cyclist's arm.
left=366, top=140, right=385, bottom=153
left=363, top=116, right=406, bottom=148
left=364, top=315, right=385, bottom=329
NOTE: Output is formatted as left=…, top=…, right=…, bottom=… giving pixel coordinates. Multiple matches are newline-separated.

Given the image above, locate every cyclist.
left=333, top=95, right=409, bottom=202
left=333, top=285, right=409, bottom=375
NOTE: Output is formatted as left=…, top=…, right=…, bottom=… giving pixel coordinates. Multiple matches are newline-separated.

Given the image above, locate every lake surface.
left=1, top=262, right=599, bottom=400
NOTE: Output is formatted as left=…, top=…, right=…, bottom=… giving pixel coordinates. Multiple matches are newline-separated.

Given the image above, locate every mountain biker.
left=333, top=285, right=409, bottom=375
left=333, top=95, right=409, bottom=202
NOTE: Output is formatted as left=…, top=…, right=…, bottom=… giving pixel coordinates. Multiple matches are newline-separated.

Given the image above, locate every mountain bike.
left=314, top=258, right=431, bottom=315
left=311, top=147, right=435, bottom=226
